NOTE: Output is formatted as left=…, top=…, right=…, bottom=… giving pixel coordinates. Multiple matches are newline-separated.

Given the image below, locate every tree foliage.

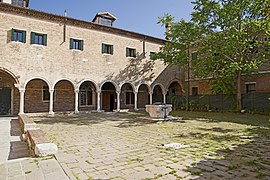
left=153, top=0, right=270, bottom=110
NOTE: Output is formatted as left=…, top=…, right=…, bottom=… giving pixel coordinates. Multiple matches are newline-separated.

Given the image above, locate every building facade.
left=0, top=2, right=185, bottom=115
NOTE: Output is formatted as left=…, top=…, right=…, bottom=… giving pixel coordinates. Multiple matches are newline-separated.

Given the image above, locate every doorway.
left=0, top=88, right=11, bottom=115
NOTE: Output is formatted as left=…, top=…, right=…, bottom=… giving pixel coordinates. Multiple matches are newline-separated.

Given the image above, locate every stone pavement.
left=33, top=112, right=270, bottom=180
left=0, top=117, right=68, bottom=180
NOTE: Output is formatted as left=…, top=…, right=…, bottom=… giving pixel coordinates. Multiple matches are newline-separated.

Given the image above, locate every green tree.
left=151, top=14, right=201, bottom=110
left=192, top=0, right=270, bottom=110
left=154, top=0, right=270, bottom=111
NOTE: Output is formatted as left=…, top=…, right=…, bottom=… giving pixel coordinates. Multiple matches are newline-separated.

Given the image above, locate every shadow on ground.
left=173, top=111, right=270, bottom=179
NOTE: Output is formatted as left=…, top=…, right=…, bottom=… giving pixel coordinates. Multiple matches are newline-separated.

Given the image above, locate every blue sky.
left=30, top=0, right=194, bottom=39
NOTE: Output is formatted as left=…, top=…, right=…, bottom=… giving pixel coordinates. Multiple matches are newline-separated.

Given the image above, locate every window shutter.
left=11, top=28, right=15, bottom=41
left=31, top=32, right=35, bottom=44
left=110, top=45, right=113, bottom=55
left=134, top=49, right=137, bottom=57
left=70, top=38, right=74, bottom=49
left=43, top=34, right=47, bottom=46
left=102, top=43, right=105, bottom=53
left=80, top=40, right=84, bottom=51
left=22, top=31, right=26, bottom=43
left=126, top=48, right=129, bottom=57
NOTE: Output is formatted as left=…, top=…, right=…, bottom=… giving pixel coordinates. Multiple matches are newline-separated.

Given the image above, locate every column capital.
left=116, top=91, right=121, bottom=94
left=19, top=89, right=25, bottom=93
left=49, top=89, right=54, bottom=93
left=74, top=89, right=79, bottom=93
left=96, top=90, right=101, bottom=94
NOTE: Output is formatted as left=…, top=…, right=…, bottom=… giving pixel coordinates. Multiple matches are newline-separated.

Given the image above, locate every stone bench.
left=18, top=114, right=37, bottom=133
left=18, top=114, right=58, bottom=157
left=27, top=129, right=58, bottom=157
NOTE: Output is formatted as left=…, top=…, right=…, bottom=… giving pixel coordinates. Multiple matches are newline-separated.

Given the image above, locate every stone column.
left=134, top=92, right=138, bottom=110
left=19, top=89, right=25, bottom=115
left=117, top=91, right=121, bottom=112
left=163, top=93, right=167, bottom=104
left=97, top=91, right=101, bottom=112
left=49, top=90, right=54, bottom=115
left=149, top=92, right=153, bottom=105
left=74, top=90, right=79, bottom=114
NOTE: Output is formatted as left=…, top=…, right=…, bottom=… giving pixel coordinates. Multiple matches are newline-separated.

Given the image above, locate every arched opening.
left=0, top=70, right=19, bottom=115
left=167, top=81, right=183, bottom=109
left=120, top=83, right=134, bottom=109
left=101, top=82, right=116, bottom=112
left=54, top=80, right=75, bottom=112
left=79, top=81, right=97, bottom=111
left=153, top=85, right=163, bottom=104
left=25, top=79, right=50, bottom=113
left=138, top=84, right=150, bottom=109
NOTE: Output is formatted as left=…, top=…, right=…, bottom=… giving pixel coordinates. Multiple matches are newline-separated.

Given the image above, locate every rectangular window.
left=100, top=17, right=113, bottom=26
left=31, top=32, right=47, bottom=46
left=192, top=87, right=198, bottom=96
left=246, top=83, right=256, bottom=93
left=12, top=0, right=24, bottom=7
left=125, top=91, right=134, bottom=105
left=150, top=52, right=156, bottom=60
left=126, top=47, right=136, bottom=58
left=42, top=86, right=50, bottom=101
left=70, top=38, right=84, bottom=51
left=102, top=43, right=113, bottom=55
left=11, top=29, right=26, bottom=43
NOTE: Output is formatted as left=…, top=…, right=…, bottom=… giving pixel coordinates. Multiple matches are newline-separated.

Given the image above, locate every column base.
left=49, top=111, right=55, bottom=115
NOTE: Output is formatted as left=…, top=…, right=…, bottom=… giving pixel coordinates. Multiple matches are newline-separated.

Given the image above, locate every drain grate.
left=162, top=143, right=189, bottom=149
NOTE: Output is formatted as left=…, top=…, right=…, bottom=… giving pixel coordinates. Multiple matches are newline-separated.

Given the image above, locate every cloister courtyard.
left=27, top=111, right=270, bottom=179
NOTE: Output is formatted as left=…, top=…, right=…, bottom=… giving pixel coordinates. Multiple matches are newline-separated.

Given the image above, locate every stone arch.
left=53, top=79, right=75, bottom=112
left=137, top=83, right=151, bottom=109
left=0, top=67, right=20, bottom=85
left=136, top=83, right=151, bottom=93
left=119, top=81, right=136, bottom=93
left=77, top=79, right=99, bottom=92
left=166, top=80, right=184, bottom=96
left=52, top=78, right=76, bottom=90
left=0, top=68, right=20, bottom=115
left=78, top=80, right=98, bottom=111
left=120, top=82, right=135, bottom=109
left=166, top=80, right=184, bottom=109
left=24, top=77, right=51, bottom=90
left=152, top=83, right=165, bottom=104
left=100, top=81, right=118, bottom=111
left=151, top=83, right=166, bottom=94
left=99, top=80, right=119, bottom=92
left=24, top=78, right=51, bottom=113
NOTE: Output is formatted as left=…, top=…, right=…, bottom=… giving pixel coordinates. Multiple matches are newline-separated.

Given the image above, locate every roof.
left=92, top=12, right=117, bottom=22
left=0, top=3, right=166, bottom=45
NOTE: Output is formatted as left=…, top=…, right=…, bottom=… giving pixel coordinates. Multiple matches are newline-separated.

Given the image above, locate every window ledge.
left=71, top=49, right=83, bottom=52
left=31, top=44, right=46, bottom=47
left=102, top=53, right=112, bottom=56
left=11, top=41, right=25, bottom=44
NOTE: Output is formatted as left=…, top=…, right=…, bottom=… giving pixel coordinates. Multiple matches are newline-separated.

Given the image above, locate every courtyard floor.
left=32, top=111, right=270, bottom=180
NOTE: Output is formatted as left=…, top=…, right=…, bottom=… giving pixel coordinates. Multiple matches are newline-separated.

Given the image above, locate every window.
left=12, top=0, right=24, bottom=7
left=70, top=38, right=84, bottom=51
left=126, top=91, right=134, bottom=105
left=11, top=29, right=26, bottom=43
left=79, top=84, right=93, bottom=106
left=102, top=43, right=113, bottom=55
left=246, top=83, right=256, bottom=93
left=31, top=32, right=47, bottom=46
left=192, top=87, right=198, bottom=96
left=100, top=17, right=113, bottom=26
left=42, top=86, right=50, bottom=101
left=171, top=88, right=176, bottom=96
left=126, top=47, right=136, bottom=58
left=149, top=52, right=156, bottom=60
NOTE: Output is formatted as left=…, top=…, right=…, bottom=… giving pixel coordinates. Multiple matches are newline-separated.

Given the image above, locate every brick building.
left=0, top=0, right=185, bottom=115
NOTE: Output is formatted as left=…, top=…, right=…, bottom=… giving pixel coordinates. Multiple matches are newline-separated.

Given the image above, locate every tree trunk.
left=236, top=71, right=242, bottom=111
